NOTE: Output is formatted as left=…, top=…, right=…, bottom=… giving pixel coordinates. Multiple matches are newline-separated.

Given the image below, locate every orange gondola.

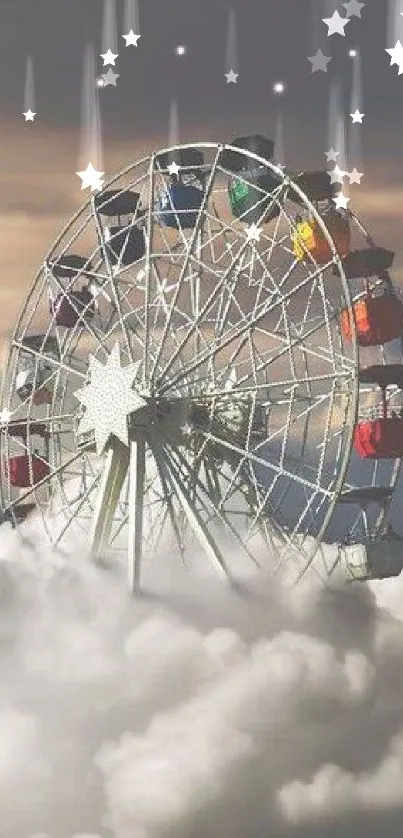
left=341, top=282, right=403, bottom=347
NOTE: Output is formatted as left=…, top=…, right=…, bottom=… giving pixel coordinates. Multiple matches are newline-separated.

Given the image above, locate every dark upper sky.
left=0, top=0, right=403, bottom=348
left=0, top=0, right=402, bottom=166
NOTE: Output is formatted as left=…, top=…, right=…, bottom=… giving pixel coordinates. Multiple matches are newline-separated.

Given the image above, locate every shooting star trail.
left=347, top=49, right=364, bottom=174
left=328, top=76, right=348, bottom=193
left=124, top=0, right=140, bottom=34
left=386, top=0, right=403, bottom=46
left=225, top=8, right=239, bottom=76
left=77, top=45, right=104, bottom=190
left=101, top=0, right=118, bottom=55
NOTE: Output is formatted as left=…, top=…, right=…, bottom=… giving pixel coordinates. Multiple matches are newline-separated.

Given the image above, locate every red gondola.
left=7, top=455, right=49, bottom=488
left=354, top=366, right=403, bottom=459
left=341, top=283, right=403, bottom=346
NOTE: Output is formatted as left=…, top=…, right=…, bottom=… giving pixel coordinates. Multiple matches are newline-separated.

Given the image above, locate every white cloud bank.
left=0, top=519, right=402, bottom=837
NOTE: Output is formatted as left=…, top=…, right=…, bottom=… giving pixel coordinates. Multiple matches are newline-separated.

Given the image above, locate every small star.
left=100, top=49, right=119, bottom=66
left=343, top=0, right=365, bottom=17
left=322, top=10, right=351, bottom=36
left=167, top=161, right=180, bottom=176
left=22, top=109, right=36, bottom=121
left=329, top=164, right=348, bottom=184
left=385, top=41, right=403, bottom=75
left=122, top=30, right=141, bottom=46
left=307, top=49, right=331, bottom=72
left=333, top=192, right=350, bottom=210
left=348, top=168, right=364, bottom=184
left=76, top=162, right=105, bottom=192
left=0, top=409, right=12, bottom=424
left=246, top=223, right=262, bottom=243
left=325, top=148, right=340, bottom=162
left=225, top=69, right=238, bottom=83
left=102, top=68, right=120, bottom=87
left=350, top=108, right=364, bottom=123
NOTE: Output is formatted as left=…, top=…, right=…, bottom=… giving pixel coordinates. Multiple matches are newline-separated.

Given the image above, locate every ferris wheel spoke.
left=160, top=443, right=232, bottom=578
left=12, top=340, right=87, bottom=380
left=52, top=468, right=103, bottom=547
left=149, top=146, right=223, bottom=385
left=150, top=442, right=186, bottom=563
left=154, top=244, right=275, bottom=390
left=3, top=446, right=93, bottom=511
left=157, top=264, right=334, bottom=398
left=166, top=444, right=262, bottom=569
left=88, top=439, right=130, bottom=559
left=127, top=437, right=146, bottom=594
left=197, top=429, right=333, bottom=498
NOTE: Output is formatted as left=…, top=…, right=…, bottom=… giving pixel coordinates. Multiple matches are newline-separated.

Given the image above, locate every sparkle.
left=307, top=50, right=331, bottom=72
left=385, top=41, right=403, bottom=75
left=350, top=108, right=364, bottom=123
left=328, top=164, right=348, bottom=185
left=76, top=162, right=105, bottom=192
left=167, top=161, right=180, bottom=177
left=325, top=148, right=340, bottom=163
left=348, top=168, right=364, bottom=184
left=322, top=10, right=350, bottom=36
left=122, top=30, right=141, bottom=46
left=22, top=109, right=36, bottom=121
left=349, top=48, right=358, bottom=57
left=245, top=223, right=262, bottom=243
left=225, top=69, right=238, bottom=83
left=333, top=192, right=350, bottom=210
left=273, top=81, right=285, bottom=94
left=74, top=343, right=145, bottom=455
left=100, top=49, right=119, bottom=66
left=175, top=45, right=187, bottom=56
left=101, top=68, right=120, bottom=87
left=343, top=0, right=365, bottom=17
left=96, top=77, right=105, bottom=88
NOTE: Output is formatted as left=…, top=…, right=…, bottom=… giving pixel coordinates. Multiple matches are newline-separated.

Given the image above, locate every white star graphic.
left=348, top=168, right=364, bottom=184
left=350, top=109, right=364, bottom=123
left=328, top=164, right=348, bottom=184
left=343, top=0, right=365, bottom=16
left=102, top=68, right=120, bottom=87
left=23, top=109, right=36, bottom=121
left=333, top=192, right=350, bottom=210
left=225, top=69, right=238, bottom=83
left=245, top=223, right=262, bottom=243
left=122, top=30, right=141, bottom=46
left=322, top=10, right=351, bottom=36
left=100, top=49, right=119, bottom=66
left=325, top=148, right=340, bottom=163
left=307, top=49, right=331, bottom=72
left=167, top=161, right=180, bottom=176
left=76, top=162, right=105, bottom=192
left=385, top=41, right=403, bottom=75
left=74, top=343, right=145, bottom=455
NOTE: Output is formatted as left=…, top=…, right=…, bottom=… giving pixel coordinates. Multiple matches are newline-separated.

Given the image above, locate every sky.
left=1, top=0, right=403, bottom=357
left=3, top=1, right=403, bottom=836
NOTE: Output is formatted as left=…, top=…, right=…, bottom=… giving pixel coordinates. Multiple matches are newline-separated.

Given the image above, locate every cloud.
left=0, top=514, right=403, bottom=838
left=278, top=729, right=403, bottom=823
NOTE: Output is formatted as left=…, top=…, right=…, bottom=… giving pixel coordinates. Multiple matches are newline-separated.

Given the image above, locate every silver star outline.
left=74, top=343, right=145, bottom=455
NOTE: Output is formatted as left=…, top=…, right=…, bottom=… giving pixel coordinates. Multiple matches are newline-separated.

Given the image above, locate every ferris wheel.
left=1, top=136, right=403, bottom=591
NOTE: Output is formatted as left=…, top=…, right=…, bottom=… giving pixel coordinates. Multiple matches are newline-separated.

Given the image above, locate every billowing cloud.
left=0, top=514, right=403, bottom=837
